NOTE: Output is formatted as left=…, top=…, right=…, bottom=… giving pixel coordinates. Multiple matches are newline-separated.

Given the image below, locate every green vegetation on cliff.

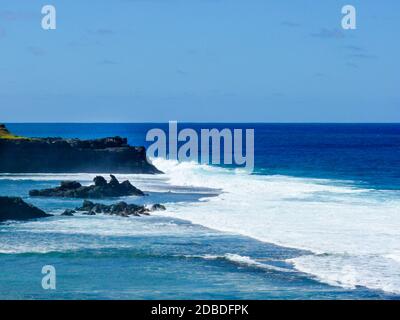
left=0, top=124, right=27, bottom=140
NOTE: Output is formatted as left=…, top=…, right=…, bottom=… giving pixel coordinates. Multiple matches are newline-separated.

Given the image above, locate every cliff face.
left=0, top=125, right=161, bottom=174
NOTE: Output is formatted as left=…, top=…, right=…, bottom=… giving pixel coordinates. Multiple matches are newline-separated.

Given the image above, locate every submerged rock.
left=0, top=197, right=52, bottom=222
left=0, top=124, right=162, bottom=174
left=75, top=200, right=154, bottom=217
left=29, top=175, right=145, bottom=199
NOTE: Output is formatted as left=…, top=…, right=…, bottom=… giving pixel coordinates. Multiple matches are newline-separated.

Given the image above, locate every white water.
left=0, top=214, right=220, bottom=254
left=183, top=253, right=293, bottom=273
left=150, top=158, right=400, bottom=294
left=2, top=161, right=400, bottom=294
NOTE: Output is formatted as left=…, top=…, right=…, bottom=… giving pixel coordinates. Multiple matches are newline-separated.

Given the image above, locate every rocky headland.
left=0, top=125, right=167, bottom=222
left=0, top=124, right=161, bottom=174
left=29, top=175, right=145, bottom=198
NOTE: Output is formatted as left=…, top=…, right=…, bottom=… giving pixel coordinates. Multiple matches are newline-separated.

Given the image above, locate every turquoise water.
left=1, top=123, right=400, bottom=299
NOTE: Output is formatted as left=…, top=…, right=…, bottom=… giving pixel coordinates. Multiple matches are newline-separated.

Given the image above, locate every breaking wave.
left=151, top=158, right=400, bottom=294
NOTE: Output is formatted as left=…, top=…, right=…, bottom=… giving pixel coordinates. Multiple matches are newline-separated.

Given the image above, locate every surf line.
left=146, top=121, right=255, bottom=172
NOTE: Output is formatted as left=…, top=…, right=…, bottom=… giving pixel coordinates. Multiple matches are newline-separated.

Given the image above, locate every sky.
left=0, top=0, right=399, bottom=122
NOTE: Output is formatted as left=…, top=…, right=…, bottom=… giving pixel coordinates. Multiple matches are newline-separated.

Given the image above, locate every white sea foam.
left=5, top=215, right=212, bottom=238
left=0, top=214, right=219, bottom=254
left=150, top=158, right=400, bottom=294
left=184, top=253, right=292, bottom=273
left=0, top=240, right=132, bottom=254
left=3, top=161, right=400, bottom=294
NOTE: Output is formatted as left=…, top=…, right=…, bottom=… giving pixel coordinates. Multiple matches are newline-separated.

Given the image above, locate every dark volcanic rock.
left=0, top=197, right=52, bottom=222
left=76, top=200, right=152, bottom=217
left=0, top=124, right=162, bottom=174
left=151, top=204, right=166, bottom=211
left=80, top=200, right=97, bottom=211
left=29, top=175, right=145, bottom=199
left=60, top=181, right=82, bottom=190
left=94, top=176, right=107, bottom=187
left=83, top=209, right=96, bottom=216
left=61, top=209, right=76, bottom=216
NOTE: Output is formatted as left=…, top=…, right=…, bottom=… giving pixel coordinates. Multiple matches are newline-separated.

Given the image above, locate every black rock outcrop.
left=151, top=204, right=166, bottom=211
left=76, top=200, right=150, bottom=217
left=0, top=197, right=52, bottom=222
left=0, top=124, right=161, bottom=174
left=29, top=175, right=145, bottom=198
left=61, top=209, right=76, bottom=216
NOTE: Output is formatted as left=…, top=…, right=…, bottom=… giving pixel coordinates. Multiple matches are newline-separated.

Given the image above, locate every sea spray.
left=146, top=121, right=255, bottom=172
left=151, top=158, right=400, bottom=294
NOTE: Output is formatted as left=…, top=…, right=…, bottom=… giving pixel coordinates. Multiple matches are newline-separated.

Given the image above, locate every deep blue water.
left=1, top=123, right=400, bottom=299
left=7, top=123, right=400, bottom=189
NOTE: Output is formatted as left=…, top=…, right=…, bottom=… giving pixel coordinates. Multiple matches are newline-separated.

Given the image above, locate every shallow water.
left=0, top=170, right=397, bottom=300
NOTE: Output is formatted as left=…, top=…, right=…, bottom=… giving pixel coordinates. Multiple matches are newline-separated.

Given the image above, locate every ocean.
left=1, top=123, right=399, bottom=299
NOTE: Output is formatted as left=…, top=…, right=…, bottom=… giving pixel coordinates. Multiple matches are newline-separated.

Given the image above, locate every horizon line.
left=3, top=122, right=400, bottom=125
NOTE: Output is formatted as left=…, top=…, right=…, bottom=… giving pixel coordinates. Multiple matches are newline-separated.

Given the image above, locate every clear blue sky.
left=0, top=0, right=399, bottom=122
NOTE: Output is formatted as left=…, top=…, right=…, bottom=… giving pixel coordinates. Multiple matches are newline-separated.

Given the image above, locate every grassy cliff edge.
left=0, top=124, right=27, bottom=140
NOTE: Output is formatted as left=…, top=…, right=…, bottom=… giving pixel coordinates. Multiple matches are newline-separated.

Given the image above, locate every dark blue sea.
left=1, top=123, right=400, bottom=299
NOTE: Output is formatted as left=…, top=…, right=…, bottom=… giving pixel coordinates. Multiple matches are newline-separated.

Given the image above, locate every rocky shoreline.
left=0, top=174, right=167, bottom=222
left=0, top=125, right=168, bottom=223
left=0, top=196, right=167, bottom=222
left=1, top=174, right=167, bottom=222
